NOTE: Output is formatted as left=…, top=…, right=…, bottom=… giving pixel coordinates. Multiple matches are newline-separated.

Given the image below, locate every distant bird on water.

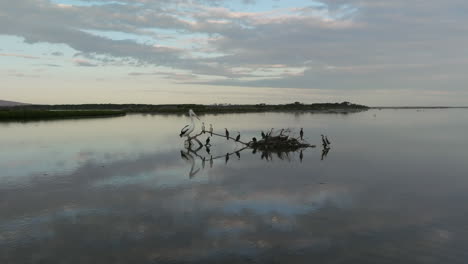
left=179, top=109, right=200, bottom=138
left=299, top=128, right=304, bottom=140
left=209, top=124, right=213, bottom=136
left=235, top=132, right=240, bottom=142
left=225, top=128, right=230, bottom=140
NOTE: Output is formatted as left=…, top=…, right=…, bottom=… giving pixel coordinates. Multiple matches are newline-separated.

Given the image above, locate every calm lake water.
left=1, top=109, right=468, bottom=263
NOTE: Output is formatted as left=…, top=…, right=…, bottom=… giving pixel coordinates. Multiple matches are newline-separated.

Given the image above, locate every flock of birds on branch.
left=179, top=109, right=331, bottom=149
left=179, top=109, right=331, bottom=176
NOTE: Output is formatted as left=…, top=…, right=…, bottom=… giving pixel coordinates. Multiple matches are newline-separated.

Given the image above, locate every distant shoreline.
left=0, top=102, right=368, bottom=121
left=371, top=106, right=468, bottom=109
left=2, top=103, right=467, bottom=121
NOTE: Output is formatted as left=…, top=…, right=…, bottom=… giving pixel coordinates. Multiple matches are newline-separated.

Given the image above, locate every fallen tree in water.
left=179, top=109, right=333, bottom=177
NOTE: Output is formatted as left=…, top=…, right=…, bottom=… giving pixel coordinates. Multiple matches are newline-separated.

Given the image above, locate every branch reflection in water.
left=180, top=142, right=331, bottom=178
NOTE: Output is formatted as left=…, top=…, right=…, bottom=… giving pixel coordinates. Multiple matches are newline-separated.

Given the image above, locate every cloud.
left=1, top=0, right=468, bottom=92
left=0, top=53, right=40, bottom=59
left=73, top=58, right=98, bottom=67
left=51, top=51, right=64, bottom=56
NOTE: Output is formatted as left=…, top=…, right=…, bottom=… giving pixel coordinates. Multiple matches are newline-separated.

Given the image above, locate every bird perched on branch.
left=252, top=137, right=257, bottom=144
left=180, top=109, right=199, bottom=138
left=300, top=128, right=304, bottom=140
left=225, top=128, right=230, bottom=140
left=235, top=132, right=240, bottom=142
left=321, top=134, right=328, bottom=148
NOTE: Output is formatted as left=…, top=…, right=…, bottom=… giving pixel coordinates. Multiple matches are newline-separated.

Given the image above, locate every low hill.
left=0, top=100, right=28, bottom=107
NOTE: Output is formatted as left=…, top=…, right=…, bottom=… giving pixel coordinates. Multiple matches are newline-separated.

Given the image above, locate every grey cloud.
left=74, top=59, right=98, bottom=67
left=1, top=0, right=468, bottom=91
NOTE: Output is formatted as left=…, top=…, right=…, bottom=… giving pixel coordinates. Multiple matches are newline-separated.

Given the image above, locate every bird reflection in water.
left=321, top=147, right=330, bottom=161
left=180, top=150, right=200, bottom=178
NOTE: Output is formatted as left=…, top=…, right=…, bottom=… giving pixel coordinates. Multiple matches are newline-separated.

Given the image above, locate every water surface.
left=1, top=110, right=468, bottom=263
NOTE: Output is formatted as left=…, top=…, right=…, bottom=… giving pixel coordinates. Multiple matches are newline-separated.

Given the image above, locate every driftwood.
left=187, top=129, right=315, bottom=152
left=249, top=136, right=313, bottom=151
left=180, top=127, right=331, bottom=178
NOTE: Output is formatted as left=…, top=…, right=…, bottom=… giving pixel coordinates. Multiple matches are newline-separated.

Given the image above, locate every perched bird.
left=225, top=128, right=230, bottom=140
left=201, top=122, right=206, bottom=133
left=268, top=128, right=274, bottom=136
left=321, top=134, right=328, bottom=147
left=235, top=132, right=240, bottom=142
left=261, top=131, right=266, bottom=139
left=325, top=136, right=331, bottom=145
left=205, top=137, right=211, bottom=146
left=179, top=109, right=200, bottom=138
left=225, top=153, right=229, bottom=164
left=299, top=128, right=304, bottom=140
left=209, top=124, right=213, bottom=136
left=252, top=137, right=257, bottom=144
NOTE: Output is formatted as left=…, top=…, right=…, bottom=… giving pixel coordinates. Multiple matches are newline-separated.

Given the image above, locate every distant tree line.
left=1, top=101, right=369, bottom=114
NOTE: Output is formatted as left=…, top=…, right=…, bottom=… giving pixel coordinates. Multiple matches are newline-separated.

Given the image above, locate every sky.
left=1, top=0, right=468, bottom=106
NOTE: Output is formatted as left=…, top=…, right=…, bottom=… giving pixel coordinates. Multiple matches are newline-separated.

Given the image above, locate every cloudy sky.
left=1, top=0, right=468, bottom=106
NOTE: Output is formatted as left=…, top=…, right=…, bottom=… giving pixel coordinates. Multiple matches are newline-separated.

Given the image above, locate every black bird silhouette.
left=252, top=137, right=257, bottom=144
left=325, top=136, right=331, bottom=145
left=225, top=153, right=229, bottom=164
left=225, top=128, right=230, bottom=140
left=235, top=151, right=240, bottom=159
left=205, top=137, right=211, bottom=146
left=300, top=128, right=304, bottom=140
left=205, top=146, right=211, bottom=154
left=321, top=134, right=328, bottom=147
left=261, top=131, right=266, bottom=139
left=235, top=132, right=240, bottom=142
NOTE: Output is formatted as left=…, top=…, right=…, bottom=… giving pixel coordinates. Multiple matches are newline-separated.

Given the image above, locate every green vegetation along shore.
left=0, top=102, right=368, bottom=121
left=0, top=110, right=126, bottom=121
